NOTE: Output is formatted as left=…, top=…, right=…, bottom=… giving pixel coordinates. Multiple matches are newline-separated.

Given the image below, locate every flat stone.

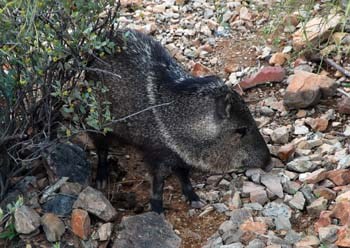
left=269, top=53, right=288, bottom=66
left=113, top=212, right=181, bottom=248
left=294, top=125, right=309, bottom=135
left=41, top=213, right=65, bottom=242
left=277, top=143, right=295, bottom=161
left=14, top=205, right=40, bottom=234
left=191, top=63, right=212, bottom=77
left=313, top=187, right=336, bottom=201
left=287, top=157, right=316, bottom=173
left=314, top=211, right=332, bottom=232
left=295, top=235, right=320, bottom=248
left=332, top=201, right=350, bottom=226
left=338, top=96, right=350, bottom=114
left=288, top=192, right=305, bottom=210
left=230, top=208, right=253, bottom=228
left=243, top=181, right=265, bottom=194
left=73, top=186, right=117, bottom=222
left=336, top=226, right=350, bottom=247
left=318, top=225, right=338, bottom=244
left=307, top=197, right=328, bottom=216
left=42, top=195, right=76, bottom=217
left=71, top=209, right=91, bottom=240
left=213, top=203, right=229, bottom=213
left=270, top=126, right=289, bottom=144
left=240, top=66, right=285, bottom=90
left=326, top=169, right=350, bottom=186
left=246, top=239, right=265, bottom=248
left=283, top=180, right=301, bottom=195
left=98, top=222, right=113, bottom=241
left=250, top=189, right=269, bottom=205
left=336, top=190, right=350, bottom=203
left=240, top=220, right=267, bottom=235
left=261, top=174, right=284, bottom=198
left=303, top=168, right=327, bottom=184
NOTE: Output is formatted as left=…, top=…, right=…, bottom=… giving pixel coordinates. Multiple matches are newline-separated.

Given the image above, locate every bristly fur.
left=86, top=29, right=271, bottom=213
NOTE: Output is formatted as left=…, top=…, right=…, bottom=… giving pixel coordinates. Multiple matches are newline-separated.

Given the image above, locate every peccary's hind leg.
left=174, top=167, right=205, bottom=209
left=149, top=164, right=170, bottom=214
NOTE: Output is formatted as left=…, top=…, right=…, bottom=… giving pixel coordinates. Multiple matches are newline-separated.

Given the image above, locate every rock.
left=243, top=181, right=265, bottom=194
left=239, top=66, right=285, bottom=90
left=318, top=225, right=338, bottom=244
left=313, top=187, right=336, bottom=201
left=336, top=190, right=350, bottom=203
left=270, top=126, right=289, bottom=144
left=71, top=209, right=90, bottom=240
left=294, top=125, right=309, bottom=135
left=244, top=203, right=263, bottom=211
left=288, top=192, right=305, bottom=210
left=306, top=118, right=329, bottom=132
left=314, top=211, right=332, bottom=232
left=326, top=169, right=350, bottom=186
left=303, top=168, right=327, bottom=184
left=336, top=226, right=350, bottom=247
left=42, top=195, right=76, bottom=217
left=230, top=208, right=253, bottom=228
left=73, top=186, right=117, bottom=222
left=283, top=180, right=301, bottom=195
left=295, top=235, right=320, bottom=247
left=245, top=168, right=264, bottom=184
left=222, top=229, right=243, bottom=244
left=60, top=182, right=83, bottom=195
left=191, top=63, right=212, bottom=77
left=213, top=203, right=229, bottom=213
left=283, top=70, right=336, bottom=109
left=113, top=212, right=181, bottom=248
left=274, top=216, right=292, bottom=230
left=332, top=201, right=350, bottom=225
left=277, top=143, right=295, bottom=161
left=239, top=7, right=252, bottom=21
left=307, top=197, right=328, bottom=216
left=250, top=189, right=269, bottom=205
left=43, top=143, right=91, bottom=184
left=240, top=220, right=267, bottom=235
left=261, top=174, right=283, bottom=198
left=284, top=230, right=302, bottom=244
left=219, top=220, right=235, bottom=234
left=338, top=96, right=350, bottom=114
left=14, top=205, right=40, bottom=234
left=263, top=202, right=292, bottom=219
left=292, top=14, right=342, bottom=50
left=269, top=53, right=288, bottom=66
left=120, top=0, right=142, bottom=8
left=41, top=213, right=65, bottom=242
left=287, top=157, right=316, bottom=173
left=230, top=191, right=242, bottom=209
left=246, top=239, right=265, bottom=248
left=98, top=222, right=113, bottom=241
left=220, top=243, right=244, bottom=248
left=301, top=185, right=316, bottom=204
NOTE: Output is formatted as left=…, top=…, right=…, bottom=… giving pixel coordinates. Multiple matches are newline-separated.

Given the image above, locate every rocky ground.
left=2, top=0, right=350, bottom=247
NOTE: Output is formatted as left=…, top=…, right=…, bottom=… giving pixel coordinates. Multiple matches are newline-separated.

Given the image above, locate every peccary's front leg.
left=96, top=148, right=109, bottom=189
left=174, top=167, right=205, bottom=209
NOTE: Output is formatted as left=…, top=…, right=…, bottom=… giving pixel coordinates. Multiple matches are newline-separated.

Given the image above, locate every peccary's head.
left=161, top=82, right=272, bottom=173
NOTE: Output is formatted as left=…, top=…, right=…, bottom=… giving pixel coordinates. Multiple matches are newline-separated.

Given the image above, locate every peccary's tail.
left=167, top=76, right=230, bottom=97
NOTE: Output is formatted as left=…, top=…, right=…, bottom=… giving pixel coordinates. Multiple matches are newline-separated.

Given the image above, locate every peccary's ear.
left=167, top=76, right=229, bottom=96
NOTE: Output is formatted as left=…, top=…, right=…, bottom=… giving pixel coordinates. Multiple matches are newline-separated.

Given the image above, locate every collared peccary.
left=87, top=29, right=272, bottom=213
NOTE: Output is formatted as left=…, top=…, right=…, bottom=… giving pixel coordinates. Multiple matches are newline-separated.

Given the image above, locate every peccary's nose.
left=262, top=156, right=274, bottom=172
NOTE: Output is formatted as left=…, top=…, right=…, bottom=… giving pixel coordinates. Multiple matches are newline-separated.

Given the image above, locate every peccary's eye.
left=236, top=127, right=247, bottom=137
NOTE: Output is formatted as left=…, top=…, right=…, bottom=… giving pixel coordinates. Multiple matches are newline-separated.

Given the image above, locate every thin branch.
left=337, top=88, right=350, bottom=98
left=84, top=67, right=121, bottom=79
left=323, top=57, right=350, bottom=78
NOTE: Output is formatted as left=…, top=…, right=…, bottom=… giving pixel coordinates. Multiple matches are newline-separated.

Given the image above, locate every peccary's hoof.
left=150, top=199, right=164, bottom=214
left=190, top=200, right=206, bottom=209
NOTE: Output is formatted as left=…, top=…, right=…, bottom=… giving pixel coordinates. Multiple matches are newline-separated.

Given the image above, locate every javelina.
left=87, top=29, right=272, bottom=213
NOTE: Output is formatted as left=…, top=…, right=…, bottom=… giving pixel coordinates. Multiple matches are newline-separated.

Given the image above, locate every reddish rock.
left=239, top=66, right=285, bottom=90
left=284, top=14, right=299, bottom=27
left=295, top=235, right=320, bottom=247
left=336, top=226, right=350, bottom=247
left=336, top=190, right=350, bottom=203
left=120, top=0, right=142, bottom=7
left=284, top=71, right=336, bottom=109
left=338, top=96, right=350, bottom=115
left=314, top=211, right=332, bottom=232
left=269, top=52, right=288, bottom=66
left=313, top=187, right=336, bottom=201
left=304, top=168, right=327, bottom=184
left=277, top=143, right=295, bottom=161
left=331, top=201, right=350, bottom=226
left=240, top=220, right=267, bottom=234
left=191, top=63, right=212, bottom=77
left=71, top=209, right=91, bottom=240
left=326, top=169, right=350, bottom=186
left=306, top=117, right=329, bottom=132
left=224, top=63, right=239, bottom=74
left=250, top=189, right=268, bottom=205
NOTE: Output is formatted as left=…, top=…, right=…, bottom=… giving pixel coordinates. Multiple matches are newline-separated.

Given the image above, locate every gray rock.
left=318, top=225, right=338, bottom=244
left=261, top=174, right=284, bottom=198
left=219, top=220, right=235, bottom=234
left=284, top=230, right=302, bottom=244
left=41, top=213, right=65, bottom=242
left=43, top=143, right=91, bottom=184
left=250, top=189, right=269, bottom=205
left=288, top=192, right=305, bottom=210
left=222, top=229, right=243, bottom=245
left=271, top=127, right=289, bottom=144
left=203, top=233, right=223, bottom=248
left=113, top=212, right=181, bottom=248
left=243, top=203, right=264, bottom=211
left=14, top=205, right=40, bottom=234
left=42, top=194, right=76, bottom=217
left=229, top=208, right=253, bottom=228
left=286, top=157, right=316, bottom=173
left=262, top=202, right=292, bottom=219
left=213, top=203, right=229, bottom=213
left=245, top=168, right=264, bottom=183
left=246, top=239, right=265, bottom=248
left=73, top=186, right=117, bottom=222
left=294, top=125, right=309, bottom=135
left=306, top=197, right=328, bottom=216
left=282, top=181, right=301, bottom=195
left=300, top=185, right=316, bottom=204
left=98, top=222, right=113, bottom=241
left=220, top=243, right=243, bottom=248
left=274, top=216, right=292, bottom=230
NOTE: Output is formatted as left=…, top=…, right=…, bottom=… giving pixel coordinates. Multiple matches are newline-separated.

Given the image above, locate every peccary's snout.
left=262, top=157, right=273, bottom=172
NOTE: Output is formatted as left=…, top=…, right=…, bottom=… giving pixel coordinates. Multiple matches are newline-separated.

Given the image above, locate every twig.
left=105, top=101, right=173, bottom=126
left=85, top=67, right=121, bottom=79
left=323, top=57, right=350, bottom=78
left=39, top=177, right=69, bottom=203
left=337, top=88, right=350, bottom=98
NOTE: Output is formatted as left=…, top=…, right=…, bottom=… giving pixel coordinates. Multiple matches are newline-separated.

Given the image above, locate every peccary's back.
left=87, top=29, right=191, bottom=148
